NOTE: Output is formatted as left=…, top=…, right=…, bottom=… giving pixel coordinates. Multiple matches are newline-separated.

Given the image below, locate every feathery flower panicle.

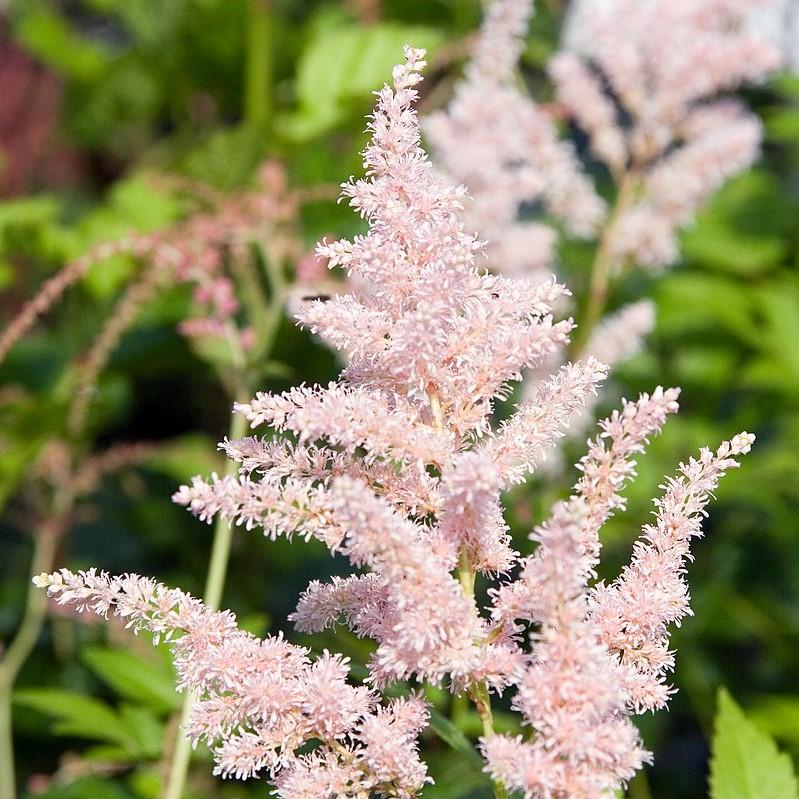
left=483, top=395, right=751, bottom=798
left=424, top=0, right=605, bottom=277
left=34, top=569, right=430, bottom=797
left=554, top=0, right=781, bottom=269
left=37, top=46, right=755, bottom=798
left=590, top=432, right=756, bottom=712
left=169, top=46, right=601, bottom=697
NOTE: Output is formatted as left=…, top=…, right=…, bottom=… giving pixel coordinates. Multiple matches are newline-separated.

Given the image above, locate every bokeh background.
left=1, top=1, right=798, bottom=798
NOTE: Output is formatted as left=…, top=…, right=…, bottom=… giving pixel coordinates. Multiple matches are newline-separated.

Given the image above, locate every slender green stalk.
left=0, top=504, right=67, bottom=799
left=162, top=244, right=286, bottom=799
left=456, top=550, right=507, bottom=799
left=161, top=398, right=248, bottom=799
left=467, top=674, right=508, bottom=799
left=572, top=169, right=641, bottom=356
left=244, top=0, right=273, bottom=130
left=201, top=407, right=250, bottom=613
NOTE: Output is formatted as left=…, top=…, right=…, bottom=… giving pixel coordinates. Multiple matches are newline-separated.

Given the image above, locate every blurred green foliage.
left=0, top=1, right=797, bottom=798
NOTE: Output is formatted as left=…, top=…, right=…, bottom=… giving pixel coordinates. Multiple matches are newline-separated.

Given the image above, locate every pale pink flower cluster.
left=426, top=0, right=655, bottom=407
left=553, top=0, right=781, bottom=268
left=426, top=0, right=779, bottom=279
left=0, top=161, right=296, bottom=366
left=173, top=47, right=585, bottom=692
left=33, top=569, right=430, bottom=798
left=424, top=0, right=605, bottom=277
left=37, top=49, right=755, bottom=797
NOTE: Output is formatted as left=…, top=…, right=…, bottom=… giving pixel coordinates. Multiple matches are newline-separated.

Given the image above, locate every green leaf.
left=16, top=11, right=111, bottom=81
left=83, top=646, right=180, bottom=714
left=283, top=23, right=443, bottom=140
left=0, top=195, right=60, bottom=229
left=119, top=704, right=165, bottom=758
left=765, top=108, right=799, bottom=143
left=656, top=273, right=756, bottom=343
left=145, top=434, right=223, bottom=483
left=14, top=689, right=138, bottom=751
left=427, top=708, right=484, bottom=769
left=33, top=776, right=137, bottom=799
left=709, top=688, right=799, bottom=799
left=179, top=125, right=267, bottom=190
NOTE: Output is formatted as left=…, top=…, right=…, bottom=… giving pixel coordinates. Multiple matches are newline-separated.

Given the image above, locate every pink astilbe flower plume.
left=33, top=569, right=430, bottom=798
left=555, top=0, right=781, bottom=269
left=425, top=0, right=605, bottom=277
left=484, top=395, right=752, bottom=798
left=37, top=46, right=755, bottom=798
left=590, top=432, right=757, bottom=713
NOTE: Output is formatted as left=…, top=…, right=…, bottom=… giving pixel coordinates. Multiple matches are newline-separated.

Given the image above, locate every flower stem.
left=201, top=406, right=250, bottom=613
left=0, top=503, right=68, bottom=799
left=244, top=0, right=273, bottom=131
left=572, top=169, right=640, bottom=356
left=162, top=399, right=249, bottom=799
left=467, top=681, right=508, bottom=799
left=456, top=551, right=507, bottom=799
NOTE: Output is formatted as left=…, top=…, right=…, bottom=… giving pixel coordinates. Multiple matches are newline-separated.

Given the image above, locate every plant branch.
left=572, top=169, right=641, bottom=356
left=0, top=496, right=70, bottom=799
left=161, top=394, right=249, bottom=799
left=244, top=0, right=273, bottom=131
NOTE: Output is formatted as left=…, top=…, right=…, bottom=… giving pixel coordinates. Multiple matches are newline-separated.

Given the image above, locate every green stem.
left=627, top=769, right=654, bottom=799
left=456, top=550, right=507, bottom=799
left=244, top=0, right=273, bottom=130
left=162, top=401, right=249, bottom=799
left=458, top=549, right=475, bottom=598
left=571, top=170, right=640, bottom=356
left=161, top=241, right=287, bottom=797
left=467, top=680, right=508, bottom=799
left=202, top=406, right=250, bottom=613
left=0, top=509, right=66, bottom=799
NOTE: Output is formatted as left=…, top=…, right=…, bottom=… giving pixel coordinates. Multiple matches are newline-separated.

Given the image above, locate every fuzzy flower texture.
left=37, top=47, right=755, bottom=799
left=427, top=0, right=779, bottom=273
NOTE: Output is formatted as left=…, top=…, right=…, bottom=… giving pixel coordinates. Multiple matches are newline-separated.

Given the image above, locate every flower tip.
left=732, top=431, right=756, bottom=454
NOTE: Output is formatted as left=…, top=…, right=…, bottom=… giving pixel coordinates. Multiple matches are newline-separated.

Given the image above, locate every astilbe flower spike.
left=172, top=46, right=599, bottom=693
left=424, top=0, right=605, bottom=278
left=555, top=0, right=781, bottom=268
left=425, top=0, right=657, bottom=451
left=33, top=569, right=430, bottom=797
left=37, top=47, right=755, bottom=798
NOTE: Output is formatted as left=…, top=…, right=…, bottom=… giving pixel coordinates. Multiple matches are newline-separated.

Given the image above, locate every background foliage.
left=0, top=1, right=797, bottom=798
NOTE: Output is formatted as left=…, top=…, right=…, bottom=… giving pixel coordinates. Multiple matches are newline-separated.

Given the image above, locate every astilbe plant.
left=0, top=161, right=316, bottom=799
left=36, top=48, right=755, bottom=798
left=426, top=0, right=780, bottom=358
left=554, top=0, right=780, bottom=270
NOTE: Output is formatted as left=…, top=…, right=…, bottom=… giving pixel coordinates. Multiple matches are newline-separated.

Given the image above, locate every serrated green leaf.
left=710, top=688, right=799, bottom=799
left=82, top=646, right=180, bottom=714
left=14, top=689, right=138, bottom=751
